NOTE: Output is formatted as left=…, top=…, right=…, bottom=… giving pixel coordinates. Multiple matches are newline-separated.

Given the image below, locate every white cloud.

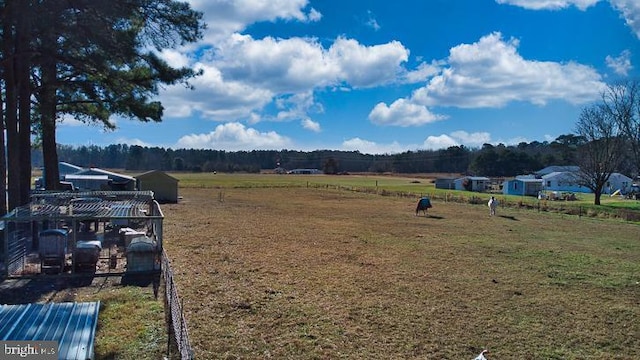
left=366, top=10, right=381, bottom=31
left=158, top=49, right=192, bottom=68
left=403, top=61, right=444, bottom=83
left=301, top=118, right=321, bottom=132
left=341, top=137, right=407, bottom=154
left=497, top=0, right=640, bottom=39
left=449, top=130, right=492, bottom=146
left=114, top=137, right=153, bottom=147
left=161, top=33, right=410, bottom=124
left=175, top=122, right=291, bottom=150
left=606, top=49, right=633, bottom=75
left=610, top=0, right=640, bottom=39
left=369, top=99, right=447, bottom=127
left=59, top=114, right=87, bottom=127
left=495, top=0, right=600, bottom=10
left=328, top=37, right=409, bottom=88
left=422, top=131, right=492, bottom=150
left=214, top=34, right=339, bottom=92
left=422, top=135, right=459, bottom=150
left=161, top=63, right=274, bottom=120
left=188, top=0, right=320, bottom=43
left=411, top=32, right=605, bottom=108
left=308, top=7, right=322, bottom=22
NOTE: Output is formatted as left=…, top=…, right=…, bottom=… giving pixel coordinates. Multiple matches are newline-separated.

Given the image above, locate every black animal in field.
left=415, top=197, right=432, bottom=216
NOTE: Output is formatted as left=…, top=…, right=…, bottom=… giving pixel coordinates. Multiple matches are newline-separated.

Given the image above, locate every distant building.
left=136, top=170, right=179, bottom=203
left=502, top=178, right=544, bottom=196
left=287, top=168, right=322, bottom=174
left=63, top=174, right=111, bottom=191
left=453, top=176, right=490, bottom=192
left=434, top=178, right=456, bottom=190
left=74, top=168, right=136, bottom=191
left=535, top=165, right=580, bottom=177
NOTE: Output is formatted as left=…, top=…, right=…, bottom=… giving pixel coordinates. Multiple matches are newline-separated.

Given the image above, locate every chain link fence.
left=162, top=250, right=194, bottom=360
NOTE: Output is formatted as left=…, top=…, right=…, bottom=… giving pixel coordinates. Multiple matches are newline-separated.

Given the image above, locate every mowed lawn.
left=161, top=186, right=640, bottom=359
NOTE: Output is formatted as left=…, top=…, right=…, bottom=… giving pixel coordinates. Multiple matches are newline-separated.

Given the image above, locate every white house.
left=542, top=171, right=588, bottom=193
left=605, top=173, right=634, bottom=194
left=542, top=171, right=633, bottom=194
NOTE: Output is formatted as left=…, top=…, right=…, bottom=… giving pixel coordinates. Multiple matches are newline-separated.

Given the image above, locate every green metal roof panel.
left=0, top=301, right=100, bottom=360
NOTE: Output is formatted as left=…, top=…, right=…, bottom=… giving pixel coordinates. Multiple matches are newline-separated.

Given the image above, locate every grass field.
left=160, top=176, right=640, bottom=359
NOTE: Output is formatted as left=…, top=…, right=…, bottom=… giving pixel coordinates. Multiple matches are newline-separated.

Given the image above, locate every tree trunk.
left=40, top=14, right=60, bottom=191
left=0, top=80, right=7, bottom=216
left=16, top=2, right=32, bottom=205
left=3, top=1, right=21, bottom=211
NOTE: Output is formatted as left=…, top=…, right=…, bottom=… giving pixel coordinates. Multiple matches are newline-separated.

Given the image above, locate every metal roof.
left=4, top=191, right=161, bottom=221
left=0, top=301, right=100, bottom=360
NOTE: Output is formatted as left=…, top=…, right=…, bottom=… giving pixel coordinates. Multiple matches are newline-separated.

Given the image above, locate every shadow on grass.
left=0, top=274, right=96, bottom=304
left=499, top=215, right=519, bottom=221
left=121, top=272, right=161, bottom=299
left=416, top=214, right=444, bottom=219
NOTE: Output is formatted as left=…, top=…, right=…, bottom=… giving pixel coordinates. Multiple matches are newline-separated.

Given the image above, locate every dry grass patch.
left=162, top=187, right=640, bottom=359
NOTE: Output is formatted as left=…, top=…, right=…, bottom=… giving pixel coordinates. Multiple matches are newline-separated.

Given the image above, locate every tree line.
left=31, top=74, right=640, bottom=208
left=28, top=132, right=617, bottom=177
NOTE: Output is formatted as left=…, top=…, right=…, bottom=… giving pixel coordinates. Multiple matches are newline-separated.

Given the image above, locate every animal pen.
left=1, top=191, right=164, bottom=278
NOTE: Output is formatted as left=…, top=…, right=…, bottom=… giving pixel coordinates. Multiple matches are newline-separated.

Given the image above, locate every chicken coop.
left=1, top=191, right=164, bottom=277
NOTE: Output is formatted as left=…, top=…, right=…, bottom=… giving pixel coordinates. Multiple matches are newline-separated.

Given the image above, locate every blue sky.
left=56, top=0, right=640, bottom=154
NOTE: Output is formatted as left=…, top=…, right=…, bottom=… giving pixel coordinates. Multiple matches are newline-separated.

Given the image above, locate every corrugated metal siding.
left=0, top=301, right=100, bottom=360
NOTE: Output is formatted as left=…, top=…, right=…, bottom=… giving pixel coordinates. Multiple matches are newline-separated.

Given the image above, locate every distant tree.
left=470, top=144, right=498, bottom=175
left=574, top=104, right=626, bottom=205
left=323, top=157, right=339, bottom=174
left=600, top=80, right=640, bottom=177
left=550, top=134, right=584, bottom=165
left=173, top=157, right=185, bottom=171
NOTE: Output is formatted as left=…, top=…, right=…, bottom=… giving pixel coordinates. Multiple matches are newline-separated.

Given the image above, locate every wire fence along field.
left=175, top=174, right=640, bottom=222
left=302, top=182, right=640, bottom=222
left=162, top=250, right=194, bottom=360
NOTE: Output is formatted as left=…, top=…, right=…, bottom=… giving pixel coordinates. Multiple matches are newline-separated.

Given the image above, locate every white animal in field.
left=488, top=196, right=498, bottom=216
left=474, top=349, right=488, bottom=360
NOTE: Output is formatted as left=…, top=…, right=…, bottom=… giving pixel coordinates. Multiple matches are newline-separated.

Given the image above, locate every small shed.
left=454, top=176, right=491, bottom=192
left=502, top=178, right=544, bottom=196
left=135, top=170, right=179, bottom=203
left=434, top=178, right=456, bottom=190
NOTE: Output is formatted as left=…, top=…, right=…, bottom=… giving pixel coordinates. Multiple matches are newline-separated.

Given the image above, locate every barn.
left=136, top=170, right=179, bottom=203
